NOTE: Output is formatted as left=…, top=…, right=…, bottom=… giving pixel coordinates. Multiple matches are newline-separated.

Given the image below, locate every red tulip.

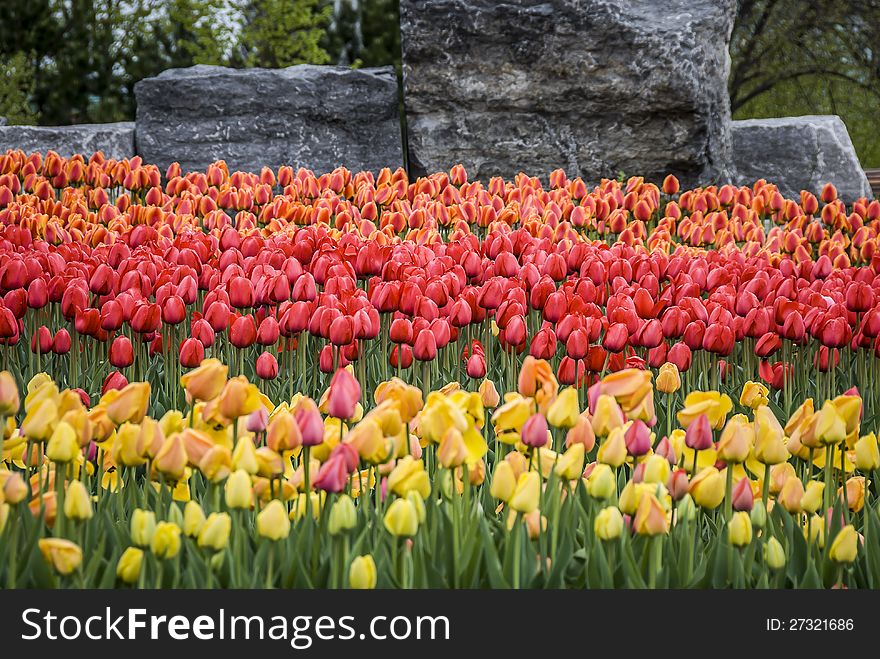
left=52, top=328, right=71, bottom=355
left=466, top=353, right=487, bottom=379
left=603, top=322, right=629, bottom=352
left=256, top=351, right=279, bottom=380
left=667, top=342, right=692, bottom=371
left=162, top=295, right=187, bottom=325
left=102, top=371, right=128, bottom=394
left=31, top=326, right=52, bottom=354
left=229, top=315, right=257, bottom=348
left=684, top=414, right=712, bottom=449
left=109, top=335, right=134, bottom=368
left=413, top=329, right=438, bottom=362
left=179, top=337, right=205, bottom=368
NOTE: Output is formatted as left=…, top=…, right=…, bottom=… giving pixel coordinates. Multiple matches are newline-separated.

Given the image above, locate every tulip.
left=46, top=421, right=79, bottom=463
left=0, top=371, right=20, bottom=416
left=154, top=434, right=187, bottom=481
left=730, top=477, right=754, bottom=512
left=109, top=336, right=134, bottom=368
left=594, top=506, right=624, bottom=540
left=800, top=480, right=824, bottom=514
left=586, top=463, right=616, bottom=500
left=829, top=525, right=858, bottom=563
left=777, top=477, right=804, bottom=514
left=633, top=493, right=668, bottom=536
left=591, top=394, right=625, bottom=437
left=624, top=420, right=652, bottom=457
left=677, top=391, right=732, bottom=430
left=116, top=547, right=144, bottom=584
left=327, top=368, right=361, bottom=420
left=266, top=411, right=302, bottom=453
left=387, top=457, right=430, bottom=499
left=554, top=443, right=585, bottom=480
left=727, top=511, right=752, bottom=547
left=716, top=414, right=754, bottom=464
left=437, top=427, right=468, bottom=468
left=490, top=461, right=517, bottom=501
left=63, top=480, right=93, bottom=521
left=739, top=381, right=769, bottom=409
left=225, top=469, right=253, bottom=509
left=546, top=387, right=579, bottom=429
left=151, top=521, right=182, bottom=559
left=105, top=382, right=151, bottom=425
left=384, top=498, right=419, bottom=537
left=256, top=499, right=291, bottom=541
left=198, top=512, right=232, bottom=551
left=521, top=413, right=549, bottom=448
left=131, top=509, right=156, bottom=547
left=256, top=352, right=279, bottom=380
left=328, top=494, right=357, bottom=535
left=815, top=401, right=847, bottom=446
left=688, top=467, right=724, bottom=509
left=839, top=476, right=865, bottom=513
left=38, top=538, right=83, bottom=576
left=183, top=501, right=206, bottom=537
left=181, top=358, right=228, bottom=402
left=753, top=406, right=787, bottom=465
left=854, top=433, right=880, bottom=471
left=764, top=537, right=786, bottom=570
left=349, top=554, right=377, bottom=589
left=509, top=471, right=540, bottom=514
left=656, top=362, right=680, bottom=394
left=597, top=425, right=627, bottom=467
left=684, top=413, right=713, bottom=451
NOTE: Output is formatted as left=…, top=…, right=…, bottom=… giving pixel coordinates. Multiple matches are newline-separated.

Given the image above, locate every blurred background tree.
left=0, top=0, right=876, bottom=168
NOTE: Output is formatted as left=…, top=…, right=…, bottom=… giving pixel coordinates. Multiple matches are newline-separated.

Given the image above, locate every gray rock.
left=731, top=115, right=871, bottom=202
left=400, top=0, right=736, bottom=185
left=0, top=117, right=7, bottom=126
left=0, top=122, right=134, bottom=159
left=134, top=65, right=403, bottom=175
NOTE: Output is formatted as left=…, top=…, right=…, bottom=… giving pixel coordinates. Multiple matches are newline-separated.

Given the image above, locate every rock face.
left=731, top=116, right=871, bottom=202
left=0, top=117, right=7, bottom=127
left=400, top=0, right=737, bottom=185
left=135, top=65, right=403, bottom=175
left=0, top=122, right=134, bottom=159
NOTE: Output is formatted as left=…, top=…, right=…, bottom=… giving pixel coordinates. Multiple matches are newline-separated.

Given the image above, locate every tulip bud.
left=676, top=494, right=697, bottom=522
left=181, top=358, right=228, bottom=402
left=64, top=480, right=93, bottom=521
left=764, top=536, right=786, bottom=570
left=0, top=371, right=20, bottom=416
left=633, top=493, right=668, bottom=536
left=349, top=555, right=377, bottom=589
left=597, top=425, right=627, bottom=467
left=116, top=546, right=144, bottom=584
left=151, top=521, right=182, bottom=560
left=490, top=461, right=517, bottom=501
left=509, top=471, right=540, bottom=514
left=684, top=414, right=713, bottom=451
left=2, top=472, right=28, bottom=504
left=555, top=443, right=585, bottom=480
left=727, top=511, right=753, bottom=547
left=688, top=467, right=725, bottom=509
left=383, top=498, right=419, bottom=537
left=750, top=500, right=767, bottom=528
left=437, top=427, right=467, bottom=468
left=803, top=514, right=825, bottom=548
left=586, top=463, right=616, bottom=500
left=777, top=477, right=804, bottom=514
left=256, top=499, right=291, bottom=541
left=328, top=494, right=357, bottom=535
left=829, top=525, right=858, bottom=563
left=131, top=509, right=156, bottom=547
left=479, top=379, right=500, bottom=408
left=183, top=501, right=206, bottom=537
left=521, top=413, right=549, bottom=448
left=801, top=481, right=825, bottom=514
left=655, top=362, right=680, bottom=394
left=594, top=506, right=624, bottom=540
left=198, top=512, right=232, bottom=550
left=38, top=538, right=83, bottom=575
left=854, top=433, right=880, bottom=471
left=154, top=434, right=188, bottom=481
left=546, top=387, right=579, bottom=429
left=225, top=469, right=253, bottom=509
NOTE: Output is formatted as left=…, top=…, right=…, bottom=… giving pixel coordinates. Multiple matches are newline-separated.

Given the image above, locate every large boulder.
left=0, top=122, right=134, bottom=159
left=134, top=65, right=403, bottom=175
left=731, top=115, right=872, bottom=202
left=400, top=0, right=736, bottom=184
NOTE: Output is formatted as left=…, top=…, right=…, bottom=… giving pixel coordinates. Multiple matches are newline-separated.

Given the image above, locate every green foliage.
left=731, top=0, right=880, bottom=167
left=237, top=0, right=332, bottom=68
left=0, top=52, right=38, bottom=124
left=324, top=0, right=401, bottom=70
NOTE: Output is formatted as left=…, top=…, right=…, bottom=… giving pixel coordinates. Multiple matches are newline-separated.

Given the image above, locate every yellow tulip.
left=153, top=434, right=188, bottom=481
left=854, top=433, right=880, bottom=471
left=815, top=401, right=847, bottom=446
left=716, top=414, right=754, bottom=464
left=554, top=442, right=585, bottom=480
left=839, top=476, right=865, bottom=513
left=785, top=398, right=815, bottom=435
left=478, top=379, right=500, bottom=408
left=46, top=421, right=79, bottom=463
left=0, top=502, right=8, bottom=535
left=490, top=461, right=516, bottom=501
left=105, top=382, right=151, bottom=425
left=39, top=538, right=82, bottom=575
left=777, top=477, right=804, bottom=514
left=764, top=537, right=786, bottom=570
left=1, top=471, right=27, bottom=504
left=546, top=387, right=579, bottom=429
left=727, top=511, right=753, bottom=547
left=289, top=492, right=324, bottom=521
left=594, top=506, right=624, bottom=540
left=491, top=395, right=533, bottom=444
left=116, top=546, right=144, bottom=584
left=596, top=425, right=627, bottom=467
left=437, top=427, right=467, bottom=468
left=800, top=481, right=824, bottom=514
left=829, top=525, right=858, bottom=563
left=349, top=555, right=377, bottom=589
left=688, top=467, right=725, bottom=509
left=112, top=422, right=147, bottom=467
left=63, top=480, right=92, bottom=521
left=831, top=394, right=861, bottom=436
left=739, top=381, right=769, bottom=409
left=199, top=445, right=232, bottom=483
left=131, top=509, right=156, bottom=547
left=655, top=362, right=681, bottom=394
left=159, top=409, right=186, bottom=437
left=374, top=377, right=423, bottom=423
left=509, top=471, right=540, bottom=514
left=586, top=463, right=616, bottom=500
left=181, top=358, right=228, bottom=402
left=804, top=514, right=825, bottom=548
left=0, top=371, right=19, bottom=416
left=328, top=494, right=357, bottom=535
left=256, top=499, right=291, bottom=540
left=677, top=391, right=733, bottom=430
left=753, top=406, right=788, bottom=465
left=151, top=521, right=182, bottom=559
left=420, top=392, right=468, bottom=444
left=383, top=498, right=419, bottom=537
left=198, top=512, right=231, bottom=550
left=386, top=456, right=431, bottom=499
left=345, top=418, right=389, bottom=465
left=225, top=469, right=253, bottom=509
left=642, top=454, right=670, bottom=485
left=591, top=394, right=625, bottom=437
left=60, top=407, right=93, bottom=448
left=183, top=501, right=206, bottom=537
left=21, top=397, right=59, bottom=442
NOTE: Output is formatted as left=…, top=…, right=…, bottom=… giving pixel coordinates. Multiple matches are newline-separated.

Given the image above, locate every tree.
left=323, top=0, right=401, bottom=69
left=0, top=52, right=39, bottom=124
left=237, top=0, right=332, bottom=68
